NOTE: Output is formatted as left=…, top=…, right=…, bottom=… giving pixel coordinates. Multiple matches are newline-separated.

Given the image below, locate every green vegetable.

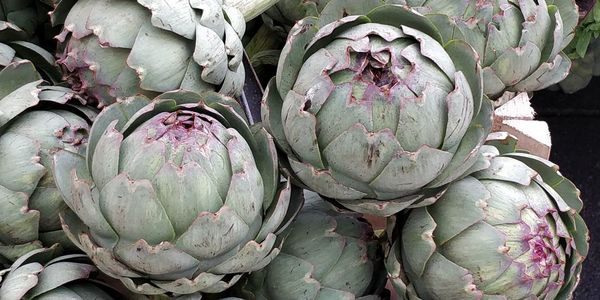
left=56, top=0, right=247, bottom=108
left=387, top=137, right=589, bottom=299
left=53, top=90, right=304, bottom=295
left=0, top=60, right=93, bottom=267
left=261, top=0, right=493, bottom=217
left=243, top=192, right=387, bottom=299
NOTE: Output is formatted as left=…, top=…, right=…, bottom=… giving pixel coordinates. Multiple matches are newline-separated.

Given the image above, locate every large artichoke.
left=53, top=91, right=304, bottom=295
left=241, top=191, right=387, bottom=299
left=386, top=138, right=589, bottom=299
left=402, top=0, right=579, bottom=102
left=262, top=2, right=493, bottom=217
left=56, top=0, right=247, bottom=108
left=0, top=246, right=126, bottom=299
left=0, top=60, right=94, bottom=267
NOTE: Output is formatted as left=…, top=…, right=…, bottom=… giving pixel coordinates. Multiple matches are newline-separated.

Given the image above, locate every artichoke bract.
left=56, top=0, right=246, bottom=108
left=53, top=91, right=304, bottom=295
left=0, top=60, right=93, bottom=267
left=242, top=191, right=387, bottom=300
left=0, top=246, right=120, bottom=300
left=386, top=139, right=589, bottom=299
left=404, top=0, right=579, bottom=102
left=262, top=2, right=493, bottom=217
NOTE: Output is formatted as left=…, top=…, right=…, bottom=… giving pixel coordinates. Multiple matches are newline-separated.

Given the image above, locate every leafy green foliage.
left=567, top=1, right=600, bottom=59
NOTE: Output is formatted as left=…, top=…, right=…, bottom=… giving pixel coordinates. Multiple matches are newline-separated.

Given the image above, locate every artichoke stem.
left=224, top=0, right=280, bottom=21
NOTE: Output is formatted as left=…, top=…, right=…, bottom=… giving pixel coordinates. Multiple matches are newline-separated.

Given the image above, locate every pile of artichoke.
left=0, top=0, right=592, bottom=299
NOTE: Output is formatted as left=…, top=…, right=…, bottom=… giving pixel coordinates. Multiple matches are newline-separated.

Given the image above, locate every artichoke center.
left=356, top=52, right=398, bottom=93
left=153, top=111, right=210, bottom=144
left=527, top=224, right=557, bottom=278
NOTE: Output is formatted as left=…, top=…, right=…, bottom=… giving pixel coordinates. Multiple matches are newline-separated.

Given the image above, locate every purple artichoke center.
left=527, top=223, right=557, bottom=278
left=151, top=111, right=211, bottom=144
left=355, top=52, right=398, bottom=94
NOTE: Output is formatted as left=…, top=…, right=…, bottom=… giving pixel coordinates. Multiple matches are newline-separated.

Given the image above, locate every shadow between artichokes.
left=385, top=137, right=589, bottom=299
left=0, top=58, right=94, bottom=267
left=262, top=0, right=332, bottom=37
left=52, top=90, right=304, bottom=296
left=261, top=2, right=493, bottom=217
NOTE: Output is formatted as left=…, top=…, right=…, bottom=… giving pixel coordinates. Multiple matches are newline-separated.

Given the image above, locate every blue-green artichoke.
left=0, top=60, right=94, bottom=267
left=56, top=0, right=247, bottom=108
left=53, top=91, right=304, bottom=295
left=262, top=1, right=493, bottom=217
left=402, top=0, right=579, bottom=103
left=386, top=138, right=589, bottom=299
left=242, top=192, right=387, bottom=299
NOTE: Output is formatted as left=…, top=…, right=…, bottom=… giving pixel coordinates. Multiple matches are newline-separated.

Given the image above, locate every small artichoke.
left=0, top=60, right=93, bottom=267
left=56, top=0, right=246, bottom=108
left=53, top=91, right=304, bottom=295
left=262, top=1, right=493, bottom=216
left=242, top=192, right=387, bottom=300
left=0, top=246, right=118, bottom=300
left=404, top=0, right=579, bottom=102
left=386, top=138, right=589, bottom=299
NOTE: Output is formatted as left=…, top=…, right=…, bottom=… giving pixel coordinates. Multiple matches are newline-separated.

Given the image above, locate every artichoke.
left=402, top=0, right=579, bottom=102
left=0, top=60, right=94, bottom=267
left=0, top=246, right=125, bottom=300
left=386, top=137, right=589, bottom=299
left=53, top=90, right=304, bottom=295
left=262, top=2, right=493, bottom=217
left=56, top=0, right=247, bottom=108
left=242, top=191, right=387, bottom=299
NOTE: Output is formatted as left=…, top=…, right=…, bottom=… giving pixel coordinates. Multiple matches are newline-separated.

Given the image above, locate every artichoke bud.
left=0, top=60, right=93, bottom=267
left=56, top=0, right=247, bottom=108
left=261, top=1, right=493, bottom=216
left=387, top=136, right=589, bottom=299
left=53, top=91, right=304, bottom=295
left=407, top=0, right=579, bottom=101
left=241, top=191, right=388, bottom=300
